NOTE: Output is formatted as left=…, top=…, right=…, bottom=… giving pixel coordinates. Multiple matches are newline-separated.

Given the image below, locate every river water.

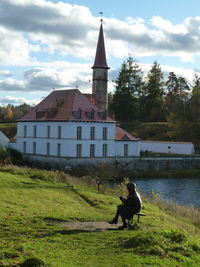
left=133, top=178, right=200, bottom=208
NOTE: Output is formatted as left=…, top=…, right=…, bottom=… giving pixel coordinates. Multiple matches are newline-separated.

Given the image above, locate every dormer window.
left=36, top=109, right=46, bottom=119
left=46, top=108, right=57, bottom=119
left=73, top=108, right=82, bottom=119
left=98, top=110, right=107, bottom=120
left=85, top=109, right=95, bottom=119
left=122, top=134, right=130, bottom=140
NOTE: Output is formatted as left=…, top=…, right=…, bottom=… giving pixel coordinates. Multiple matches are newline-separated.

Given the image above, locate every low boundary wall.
left=24, top=154, right=200, bottom=171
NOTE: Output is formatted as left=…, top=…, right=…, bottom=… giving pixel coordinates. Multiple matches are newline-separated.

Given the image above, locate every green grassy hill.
left=0, top=123, right=17, bottom=138
left=0, top=166, right=200, bottom=267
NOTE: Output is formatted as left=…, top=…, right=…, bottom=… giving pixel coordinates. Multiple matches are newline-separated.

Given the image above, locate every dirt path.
left=57, top=221, right=122, bottom=232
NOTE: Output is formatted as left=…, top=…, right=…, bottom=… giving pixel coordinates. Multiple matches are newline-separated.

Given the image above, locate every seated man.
left=109, top=182, right=142, bottom=229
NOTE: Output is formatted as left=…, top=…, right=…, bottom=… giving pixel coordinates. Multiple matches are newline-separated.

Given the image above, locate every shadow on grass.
left=42, top=217, right=69, bottom=223
left=35, top=228, right=90, bottom=238
left=72, top=190, right=102, bottom=209
left=41, top=216, right=88, bottom=223
left=20, top=182, right=73, bottom=191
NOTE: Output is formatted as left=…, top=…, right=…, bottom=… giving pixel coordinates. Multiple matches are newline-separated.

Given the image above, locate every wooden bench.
left=136, top=212, right=146, bottom=223
left=127, top=212, right=146, bottom=228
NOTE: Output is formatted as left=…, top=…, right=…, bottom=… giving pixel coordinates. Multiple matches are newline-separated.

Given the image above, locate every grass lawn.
left=0, top=123, right=16, bottom=127
left=0, top=167, right=200, bottom=267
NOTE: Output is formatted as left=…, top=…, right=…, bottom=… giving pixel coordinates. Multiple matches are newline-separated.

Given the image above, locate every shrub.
left=7, top=147, right=23, bottom=165
left=0, top=147, right=24, bottom=165
left=163, top=229, right=186, bottom=243
left=0, top=147, right=11, bottom=164
left=20, top=257, right=46, bottom=267
left=120, top=229, right=200, bottom=259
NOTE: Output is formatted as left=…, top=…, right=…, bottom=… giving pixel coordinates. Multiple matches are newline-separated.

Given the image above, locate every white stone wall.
left=140, top=141, right=195, bottom=155
left=115, top=141, right=140, bottom=157
left=12, top=121, right=116, bottom=158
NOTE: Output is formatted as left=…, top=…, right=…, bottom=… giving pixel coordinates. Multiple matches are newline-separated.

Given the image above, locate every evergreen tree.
left=143, top=61, right=164, bottom=121
left=165, top=72, right=179, bottom=95
left=165, top=74, right=190, bottom=141
left=188, top=73, right=200, bottom=146
left=111, top=56, right=143, bottom=122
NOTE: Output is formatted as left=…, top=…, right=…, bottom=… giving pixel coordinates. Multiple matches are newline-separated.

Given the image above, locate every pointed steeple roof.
left=92, top=23, right=109, bottom=69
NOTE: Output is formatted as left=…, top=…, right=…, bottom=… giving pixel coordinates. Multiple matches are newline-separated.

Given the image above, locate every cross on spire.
left=99, top=10, right=103, bottom=23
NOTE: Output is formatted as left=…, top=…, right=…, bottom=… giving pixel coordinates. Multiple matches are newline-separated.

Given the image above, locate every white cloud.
left=0, top=62, right=93, bottom=93
left=0, top=95, right=39, bottom=105
left=0, top=26, right=34, bottom=66
left=1, top=0, right=200, bottom=64
left=0, top=78, right=26, bottom=91
left=0, top=70, right=12, bottom=77
left=151, top=16, right=187, bottom=34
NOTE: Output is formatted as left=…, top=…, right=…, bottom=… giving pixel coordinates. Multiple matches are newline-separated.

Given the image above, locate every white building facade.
left=14, top=121, right=116, bottom=158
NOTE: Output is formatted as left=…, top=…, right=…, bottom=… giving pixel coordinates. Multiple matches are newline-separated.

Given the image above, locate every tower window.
left=33, top=125, right=37, bottom=138
left=33, top=142, right=36, bottom=154
left=76, top=144, right=82, bottom=157
left=102, top=127, right=107, bottom=140
left=58, top=126, right=61, bottom=139
left=23, top=125, right=27, bottom=138
left=90, top=127, right=95, bottom=140
left=77, top=127, right=82, bottom=140
left=23, top=141, right=26, bottom=153
left=46, top=142, right=50, bottom=156
left=124, top=144, right=128, bottom=157
left=57, top=143, right=61, bottom=157
left=90, top=144, right=95, bottom=157
left=102, top=143, right=108, bottom=157
left=47, top=125, right=50, bottom=138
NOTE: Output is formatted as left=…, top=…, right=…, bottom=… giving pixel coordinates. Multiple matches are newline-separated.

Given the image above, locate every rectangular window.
left=33, top=142, right=36, bottom=154
left=90, top=127, right=95, bottom=140
left=23, top=125, right=27, bottom=137
left=46, top=142, right=50, bottom=156
left=58, top=126, right=61, bottom=139
left=102, top=144, right=108, bottom=157
left=124, top=144, right=128, bottom=157
left=90, top=144, right=95, bottom=157
left=47, top=125, right=50, bottom=138
left=76, top=144, right=82, bottom=157
left=23, top=141, right=26, bottom=153
left=33, top=125, right=37, bottom=138
left=57, top=143, right=61, bottom=157
left=102, top=127, right=107, bottom=140
left=77, top=127, right=82, bottom=140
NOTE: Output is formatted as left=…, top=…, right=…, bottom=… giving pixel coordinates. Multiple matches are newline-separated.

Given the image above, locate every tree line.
left=0, top=103, right=31, bottom=122
left=1, top=57, right=200, bottom=146
left=108, top=56, right=200, bottom=144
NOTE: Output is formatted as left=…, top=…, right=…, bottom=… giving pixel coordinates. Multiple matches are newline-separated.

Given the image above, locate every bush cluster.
left=0, top=147, right=24, bottom=165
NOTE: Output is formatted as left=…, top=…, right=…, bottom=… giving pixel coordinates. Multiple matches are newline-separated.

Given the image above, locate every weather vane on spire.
left=99, top=10, right=103, bottom=23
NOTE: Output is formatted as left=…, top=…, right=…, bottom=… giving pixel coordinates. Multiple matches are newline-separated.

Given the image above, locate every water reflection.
left=133, top=178, right=200, bottom=208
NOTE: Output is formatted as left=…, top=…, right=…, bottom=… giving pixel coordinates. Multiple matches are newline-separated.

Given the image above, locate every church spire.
left=92, top=22, right=109, bottom=69
left=92, top=22, right=109, bottom=111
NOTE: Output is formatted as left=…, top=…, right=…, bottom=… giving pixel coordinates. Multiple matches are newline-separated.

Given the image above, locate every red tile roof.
left=115, top=126, right=139, bottom=141
left=18, top=89, right=115, bottom=122
left=92, top=23, right=109, bottom=69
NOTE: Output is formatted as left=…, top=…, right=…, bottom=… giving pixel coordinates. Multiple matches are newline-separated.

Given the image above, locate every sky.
left=1, top=0, right=200, bottom=106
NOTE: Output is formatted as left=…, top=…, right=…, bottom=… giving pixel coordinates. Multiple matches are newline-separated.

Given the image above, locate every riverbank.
left=1, top=165, right=200, bottom=266
left=123, top=168, right=200, bottom=179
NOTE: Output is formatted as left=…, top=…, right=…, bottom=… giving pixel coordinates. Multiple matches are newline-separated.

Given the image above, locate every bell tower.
left=92, top=22, right=109, bottom=111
